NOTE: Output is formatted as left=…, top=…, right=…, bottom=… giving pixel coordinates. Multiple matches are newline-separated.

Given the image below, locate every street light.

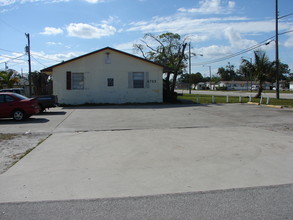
left=188, top=42, right=203, bottom=94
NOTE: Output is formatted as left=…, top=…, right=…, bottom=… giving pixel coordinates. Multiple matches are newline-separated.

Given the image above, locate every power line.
left=192, top=36, right=275, bottom=66
left=30, top=53, right=63, bottom=62
left=0, top=54, right=26, bottom=63
left=31, top=55, right=47, bottom=68
left=279, top=12, right=293, bottom=19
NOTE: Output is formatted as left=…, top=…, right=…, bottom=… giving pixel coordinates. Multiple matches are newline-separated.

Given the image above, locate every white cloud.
left=199, top=45, right=232, bottom=58
left=83, top=0, right=105, bottom=3
left=224, top=27, right=256, bottom=49
left=0, top=0, right=102, bottom=6
left=66, top=23, right=116, bottom=39
left=40, top=27, right=63, bottom=35
left=284, top=31, right=293, bottom=47
left=46, top=41, right=62, bottom=45
left=0, top=0, right=16, bottom=6
left=101, top=16, right=120, bottom=25
left=31, top=50, right=83, bottom=63
left=178, top=0, right=235, bottom=14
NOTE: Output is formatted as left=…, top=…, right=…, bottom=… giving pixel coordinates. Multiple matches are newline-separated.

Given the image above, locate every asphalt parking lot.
left=0, top=103, right=293, bottom=219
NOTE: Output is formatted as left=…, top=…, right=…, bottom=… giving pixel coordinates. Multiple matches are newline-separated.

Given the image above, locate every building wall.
left=52, top=49, right=163, bottom=104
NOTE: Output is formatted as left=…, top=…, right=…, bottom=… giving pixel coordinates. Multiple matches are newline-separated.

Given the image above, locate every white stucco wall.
left=52, top=49, right=163, bottom=105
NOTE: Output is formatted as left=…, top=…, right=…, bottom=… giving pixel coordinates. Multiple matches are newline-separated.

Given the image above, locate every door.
left=0, top=94, right=16, bottom=118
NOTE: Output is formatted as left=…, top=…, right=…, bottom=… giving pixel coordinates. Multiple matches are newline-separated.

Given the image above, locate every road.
left=176, top=89, right=293, bottom=99
left=0, top=104, right=293, bottom=219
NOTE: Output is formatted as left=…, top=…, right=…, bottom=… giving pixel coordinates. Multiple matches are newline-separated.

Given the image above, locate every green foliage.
left=0, top=70, right=20, bottom=88
left=241, top=51, right=274, bottom=98
left=179, top=72, right=203, bottom=84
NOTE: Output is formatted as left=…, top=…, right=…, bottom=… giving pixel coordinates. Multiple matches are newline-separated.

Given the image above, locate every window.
left=0, top=95, right=4, bottom=103
left=107, top=78, right=114, bottom=87
left=133, top=72, right=144, bottom=88
left=72, top=73, right=84, bottom=90
left=128, top=72, right=149, bottom=89
left=5, top=95, right=14, bottom=102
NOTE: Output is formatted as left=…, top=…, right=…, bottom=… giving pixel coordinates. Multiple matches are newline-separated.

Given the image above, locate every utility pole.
left=188, top=42, right=192, bottom=94
left=275, top=0, right=280, bottom=99
left=209, top=66, right=212, bottom=90
left=25, top=33, right=32, bottom=97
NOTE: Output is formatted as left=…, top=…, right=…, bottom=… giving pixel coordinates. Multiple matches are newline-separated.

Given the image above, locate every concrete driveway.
left=0, top=104, right=293, bottom=205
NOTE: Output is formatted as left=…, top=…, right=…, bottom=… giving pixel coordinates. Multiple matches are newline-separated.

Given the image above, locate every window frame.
left=133, top=72, right=144, bottom=88
left=72, top=72, right=84, bottom=90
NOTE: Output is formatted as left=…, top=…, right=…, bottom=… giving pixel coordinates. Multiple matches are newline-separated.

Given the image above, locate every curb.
left=247, top=102, right=260, bottom=105
left=264, top=105, right=283, bottom=109
left=247, top=102, right=285, bottom=109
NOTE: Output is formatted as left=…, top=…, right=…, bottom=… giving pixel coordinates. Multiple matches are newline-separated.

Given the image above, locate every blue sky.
left=1, top=0, right=293, bottom=77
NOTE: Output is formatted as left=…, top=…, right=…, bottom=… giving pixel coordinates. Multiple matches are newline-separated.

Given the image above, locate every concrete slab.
left=1, top=125, right=293, bottom=203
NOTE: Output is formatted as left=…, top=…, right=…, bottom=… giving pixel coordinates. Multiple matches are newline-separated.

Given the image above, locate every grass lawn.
left=178, top=94, right=293, bottom=108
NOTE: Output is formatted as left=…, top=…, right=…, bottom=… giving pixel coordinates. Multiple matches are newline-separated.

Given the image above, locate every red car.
left=0, top=92, right=40, bottom=121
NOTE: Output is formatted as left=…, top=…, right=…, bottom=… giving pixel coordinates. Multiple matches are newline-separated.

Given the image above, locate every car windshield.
left=13, top=93, right=29, bottom=100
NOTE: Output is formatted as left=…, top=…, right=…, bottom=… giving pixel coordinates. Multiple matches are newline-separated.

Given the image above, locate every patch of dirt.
left=0, top=133, right=49, bottom=174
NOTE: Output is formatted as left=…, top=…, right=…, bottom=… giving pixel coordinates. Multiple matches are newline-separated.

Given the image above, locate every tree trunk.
left=165, top=72, right=171, bottom=91
left=170, top=72, right=178, bottom=94
left=255, top=82, right=263, bottom=98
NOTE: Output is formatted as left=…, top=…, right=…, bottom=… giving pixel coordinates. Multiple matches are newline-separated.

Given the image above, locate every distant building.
left=215, top=81, right=272, bottom=91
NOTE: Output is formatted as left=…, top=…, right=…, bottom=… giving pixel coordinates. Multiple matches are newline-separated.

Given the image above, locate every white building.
left=41, top=47, right=164, bottom=105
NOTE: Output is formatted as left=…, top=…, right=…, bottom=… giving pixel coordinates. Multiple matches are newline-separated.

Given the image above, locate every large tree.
left=134, top=32, right=188, bottom=101
left=241, top=51, right=273, bottom=98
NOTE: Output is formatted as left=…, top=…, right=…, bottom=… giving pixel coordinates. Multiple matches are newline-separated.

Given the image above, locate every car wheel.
left=13, top=110, right=25, bottom=121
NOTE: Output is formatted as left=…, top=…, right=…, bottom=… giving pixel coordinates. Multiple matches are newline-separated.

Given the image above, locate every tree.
left=134, top=32, right=188, bottom=102
left=217, top=63, right=237, bottom=81
left=31, top=71, right=52, bottom=95
left=268, top=62, right=290, bottom=82
left=241, top=51, right=273, bottom=98
left=179, top=72, right=203, bottom=85
left=0, top=70, right=20, bottom=88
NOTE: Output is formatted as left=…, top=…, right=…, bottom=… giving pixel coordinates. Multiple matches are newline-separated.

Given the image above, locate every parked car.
left=0, top=92, right=40, bottom=121
left=0, top=88, right=25, bottom=96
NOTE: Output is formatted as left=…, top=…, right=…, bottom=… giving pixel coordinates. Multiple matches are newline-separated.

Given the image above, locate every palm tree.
left=241, top=51, right=273, bottom=98
left=0, top=70, right=20, bottom=88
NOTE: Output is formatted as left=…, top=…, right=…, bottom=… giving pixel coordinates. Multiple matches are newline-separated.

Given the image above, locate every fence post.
left=266, top=97, right=270, bottom=105
left=212, top=95, right=215, bottom=104
left=249, top=95, right=252, bottom=102
left=239, top=96, right=242, bottom=103
left=196, top=95, right=200, bottom=104
left=260, top=95, right=263, bottom=104
left=226, top=96, right=229, bottom=103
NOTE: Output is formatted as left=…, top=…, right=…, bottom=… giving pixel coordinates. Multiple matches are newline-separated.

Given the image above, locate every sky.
left=1, top=0, right=293, bottom=77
